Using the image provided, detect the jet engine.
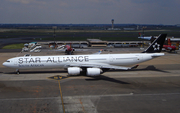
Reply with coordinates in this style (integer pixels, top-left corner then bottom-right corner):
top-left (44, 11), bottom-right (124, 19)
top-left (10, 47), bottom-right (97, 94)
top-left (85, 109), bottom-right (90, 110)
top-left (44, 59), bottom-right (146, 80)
top-left (86, 68), bottom-right (102, 76)
top-left (68, 67), bottom-right (82, 75)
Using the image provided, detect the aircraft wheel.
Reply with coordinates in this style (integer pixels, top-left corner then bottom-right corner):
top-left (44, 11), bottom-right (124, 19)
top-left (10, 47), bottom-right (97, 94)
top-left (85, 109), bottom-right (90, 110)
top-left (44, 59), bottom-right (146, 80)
top-left (16, 69), bottom-right (20, 75)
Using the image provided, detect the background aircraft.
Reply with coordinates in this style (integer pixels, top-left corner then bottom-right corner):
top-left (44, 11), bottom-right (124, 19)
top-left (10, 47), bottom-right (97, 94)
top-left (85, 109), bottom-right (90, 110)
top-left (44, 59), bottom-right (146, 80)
top-left (57, 43), bottom-right (75, 55)
top-left (163, 38), bottom-right (177, 52)
top-left (138, 33), bottom-right (157, 41)
top-left (64, 44), bottom-right (75, 55)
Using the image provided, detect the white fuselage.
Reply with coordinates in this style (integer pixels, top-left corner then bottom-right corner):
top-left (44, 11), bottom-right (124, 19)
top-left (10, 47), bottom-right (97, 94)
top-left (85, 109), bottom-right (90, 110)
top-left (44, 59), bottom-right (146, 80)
top-left (3, 53), bottom-right (164, 69)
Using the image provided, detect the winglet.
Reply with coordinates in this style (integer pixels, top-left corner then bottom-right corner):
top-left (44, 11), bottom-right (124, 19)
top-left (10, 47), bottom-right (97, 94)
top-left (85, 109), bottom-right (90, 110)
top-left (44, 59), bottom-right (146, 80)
top-left (142, 34), bottom-right (167, 53)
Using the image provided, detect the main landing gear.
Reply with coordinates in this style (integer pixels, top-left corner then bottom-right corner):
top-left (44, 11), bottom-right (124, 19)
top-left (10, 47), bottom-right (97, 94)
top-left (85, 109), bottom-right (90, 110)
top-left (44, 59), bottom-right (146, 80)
top-left (16, 69), bottom-right (20, 74)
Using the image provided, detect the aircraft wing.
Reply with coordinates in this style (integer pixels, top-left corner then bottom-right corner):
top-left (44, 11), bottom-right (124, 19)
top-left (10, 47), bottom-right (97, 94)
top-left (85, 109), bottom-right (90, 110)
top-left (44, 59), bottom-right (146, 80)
top-left (65, 63), bottom-right (138, 70)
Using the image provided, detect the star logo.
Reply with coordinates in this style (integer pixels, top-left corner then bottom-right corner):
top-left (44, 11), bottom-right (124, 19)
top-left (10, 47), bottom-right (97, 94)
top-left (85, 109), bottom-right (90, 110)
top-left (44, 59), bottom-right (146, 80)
top-left (153, 42), bottom-right (160, 51)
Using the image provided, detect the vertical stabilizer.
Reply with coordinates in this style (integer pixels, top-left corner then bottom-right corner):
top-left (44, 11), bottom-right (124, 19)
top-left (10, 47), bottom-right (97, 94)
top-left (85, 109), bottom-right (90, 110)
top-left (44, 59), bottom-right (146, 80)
top-left (168, 38), bottom-right (171, 46)
top-left (143, 34), bottom-right (167, 53)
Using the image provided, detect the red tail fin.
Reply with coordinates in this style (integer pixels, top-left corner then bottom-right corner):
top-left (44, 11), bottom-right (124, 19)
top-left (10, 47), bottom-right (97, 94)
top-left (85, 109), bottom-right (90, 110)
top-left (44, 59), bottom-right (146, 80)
top-left (70, 43), bottom-right (72, 49)
top-left (168, 38), bottom-right (171, 46)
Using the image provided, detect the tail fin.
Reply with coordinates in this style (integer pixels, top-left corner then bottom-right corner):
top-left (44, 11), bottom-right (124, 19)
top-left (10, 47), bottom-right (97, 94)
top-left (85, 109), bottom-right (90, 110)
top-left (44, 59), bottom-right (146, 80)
top-left (168, 38), bottom-right (171, 46)
top-left (143, 34), bottom-right (167, 53)
top-left (138, 32), bottom-right (142, 37)
top-left (92, 49), bottom-right (103, 55)
top-left (70, 43), bottom-right (72, 49)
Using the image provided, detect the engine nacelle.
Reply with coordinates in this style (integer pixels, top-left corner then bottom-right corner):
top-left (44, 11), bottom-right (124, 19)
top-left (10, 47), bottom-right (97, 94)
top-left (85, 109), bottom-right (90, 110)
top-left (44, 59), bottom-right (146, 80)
top-left (86, 68), bottom-right (102, 76)
top-left (68, 67), bottom-right (82, 75)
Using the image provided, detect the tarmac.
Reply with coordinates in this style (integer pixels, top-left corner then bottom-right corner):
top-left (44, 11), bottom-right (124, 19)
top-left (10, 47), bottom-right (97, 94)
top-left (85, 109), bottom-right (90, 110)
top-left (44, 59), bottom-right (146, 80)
top-left (0, 48), bottom-right (180, 113)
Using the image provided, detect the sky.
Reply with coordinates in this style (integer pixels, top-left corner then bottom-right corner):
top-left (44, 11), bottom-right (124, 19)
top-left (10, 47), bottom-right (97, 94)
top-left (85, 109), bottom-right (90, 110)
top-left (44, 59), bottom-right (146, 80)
top-left (0, 0), bottom-right (179, 25)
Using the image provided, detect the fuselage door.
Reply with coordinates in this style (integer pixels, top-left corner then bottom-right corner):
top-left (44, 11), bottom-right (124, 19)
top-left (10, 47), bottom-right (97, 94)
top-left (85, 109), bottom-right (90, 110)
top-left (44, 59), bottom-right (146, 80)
top-left (14, 58), bottom-right (18, 66)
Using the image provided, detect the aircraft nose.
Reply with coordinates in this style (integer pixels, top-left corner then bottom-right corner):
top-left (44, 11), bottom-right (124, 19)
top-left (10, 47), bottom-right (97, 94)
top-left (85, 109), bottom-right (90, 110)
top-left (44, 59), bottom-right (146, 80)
top-left (3, 62), bottom-right (7, 67)
top-left (3, 62), bottom-right (10, 67)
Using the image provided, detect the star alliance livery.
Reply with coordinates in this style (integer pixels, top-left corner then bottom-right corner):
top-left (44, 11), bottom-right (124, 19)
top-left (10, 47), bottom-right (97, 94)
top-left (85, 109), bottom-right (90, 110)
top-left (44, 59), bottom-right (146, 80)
top-left (3, 34), bottom-right (167, 76)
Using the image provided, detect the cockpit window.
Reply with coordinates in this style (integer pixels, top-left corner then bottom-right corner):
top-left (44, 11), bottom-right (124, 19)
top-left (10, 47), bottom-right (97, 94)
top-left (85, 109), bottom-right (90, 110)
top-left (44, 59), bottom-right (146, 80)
top-left (6, 60), bottom-right (10, 62)
top-left (24, 54), bottom-right (31, 57)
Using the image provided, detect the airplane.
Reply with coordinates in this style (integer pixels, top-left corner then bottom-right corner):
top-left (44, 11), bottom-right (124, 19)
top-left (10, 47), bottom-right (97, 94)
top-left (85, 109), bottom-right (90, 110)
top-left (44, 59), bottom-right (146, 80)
top-left (57, 43), bottom-right (75, 55)
top-left (170, 37), bottom-right (180, 42)
top-left (138, 33), bottom-right (156, 41)
top-left (163, 38), bottom-right (177, 52)
top-left (138, 33), bottom-right (180, 42)
top-left (3, 34), bottom-right (167, 76)
top-left (64, 44), bottom-right (75, 55)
